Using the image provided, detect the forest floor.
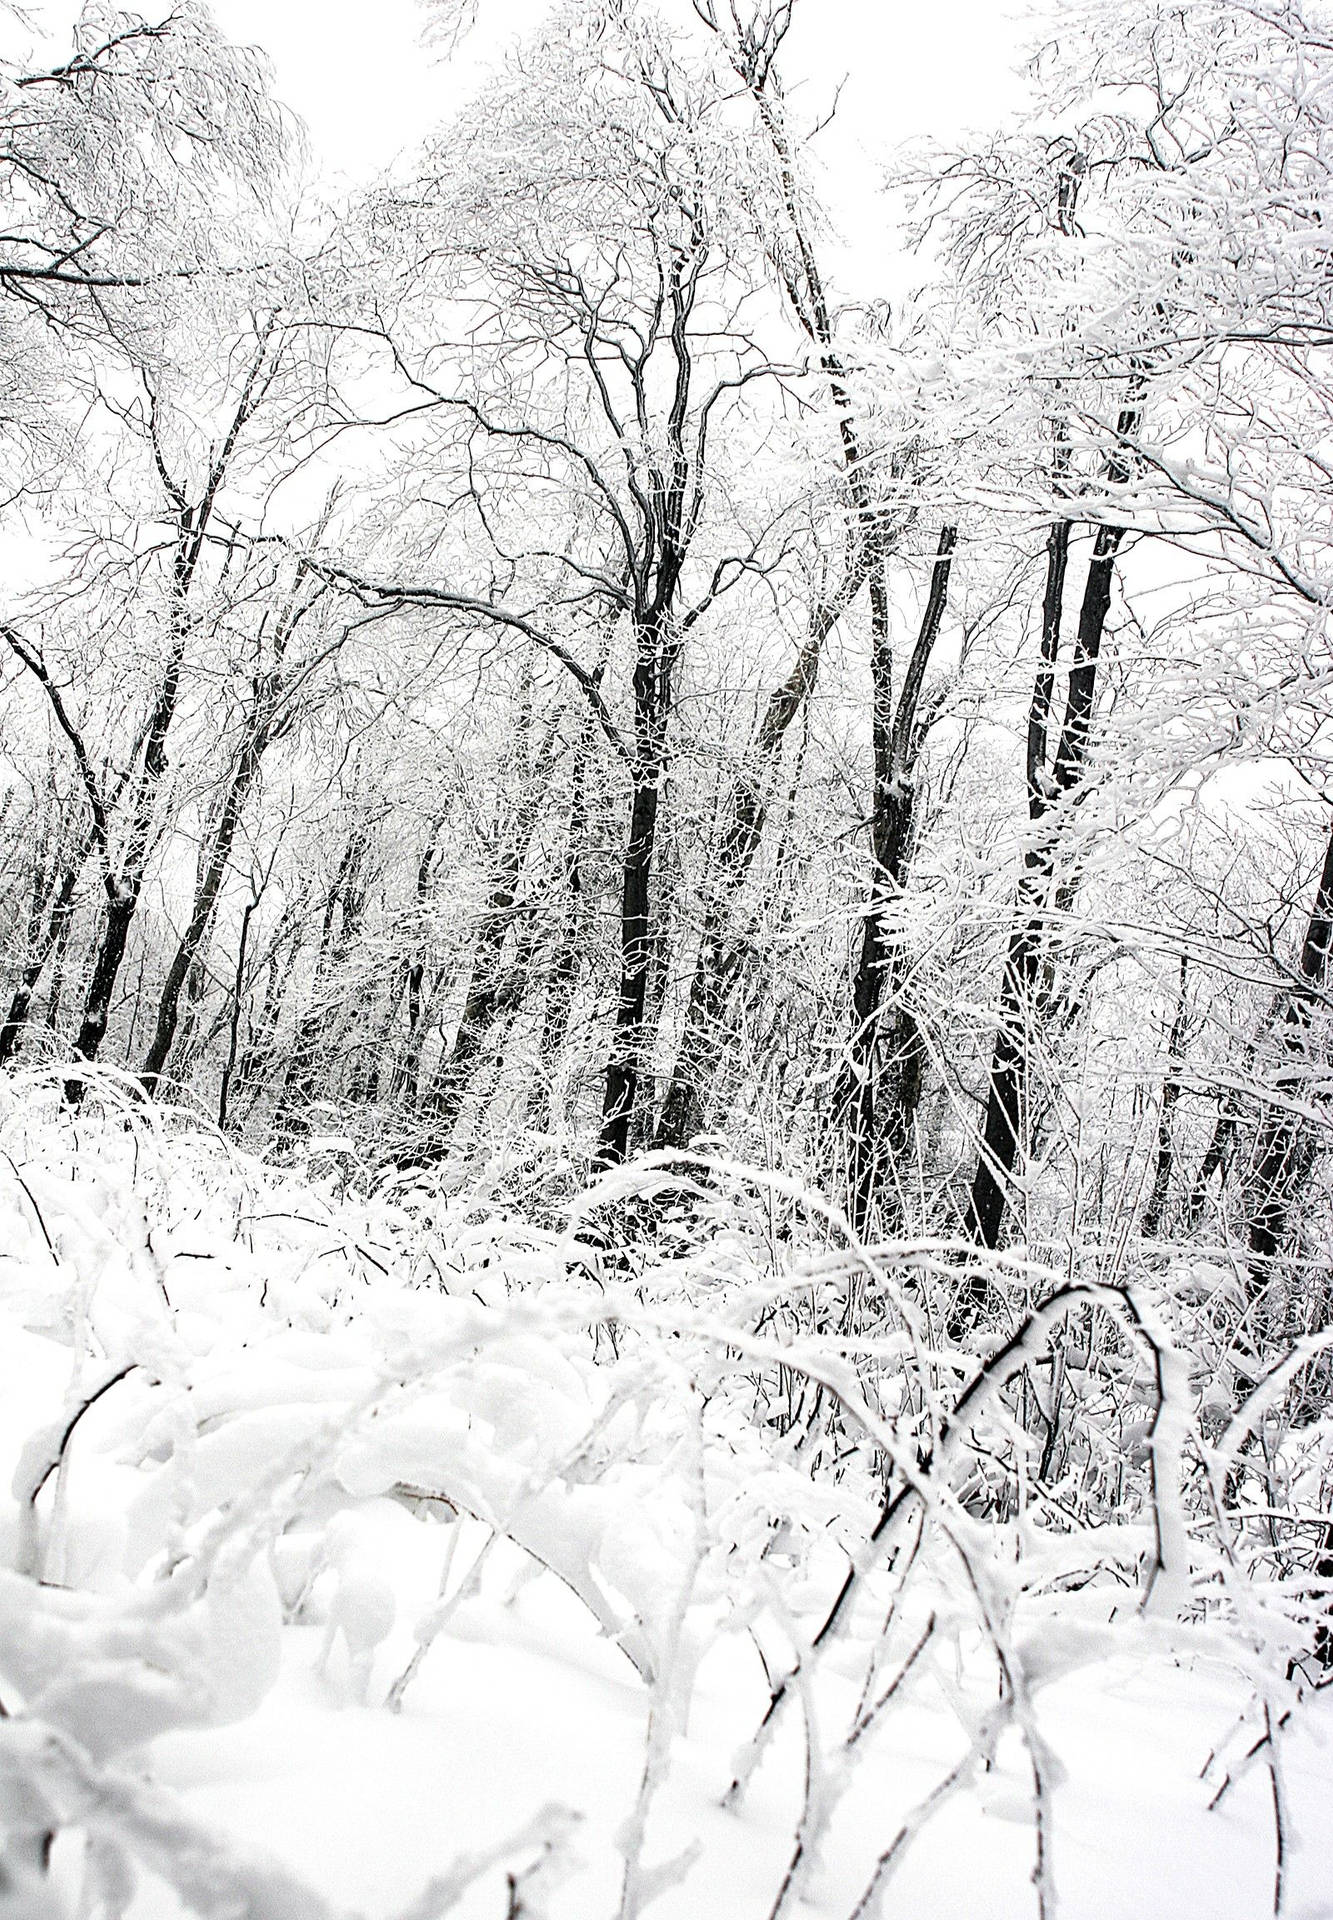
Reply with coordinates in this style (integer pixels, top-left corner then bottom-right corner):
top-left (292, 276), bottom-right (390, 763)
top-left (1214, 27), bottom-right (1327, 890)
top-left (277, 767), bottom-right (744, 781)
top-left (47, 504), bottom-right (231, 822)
top-left (1, 1089), bottom-right (1331, 1920)
top-left (142, 1563), bottom-right (1333, 1920)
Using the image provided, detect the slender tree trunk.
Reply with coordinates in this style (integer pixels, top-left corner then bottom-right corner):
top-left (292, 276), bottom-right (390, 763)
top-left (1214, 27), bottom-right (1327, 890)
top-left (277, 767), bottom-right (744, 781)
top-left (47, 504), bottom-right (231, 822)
top-left (598, 621), bottom-right (667, 1167)
top-left (139, 730), bottom-right (264, 1089)
top-left (217, 879), bottom-right (264, 1132)
top-left (278, 836), bottom-right (366, 1133)
top-left (842, 528), bottom-right (957, 1235)
top-left (533, 732), bottom-right (592, 1129)
top-left (1141, 954), bottom-right (1189, 1239)
top-left (435, 923), bottom-right (547, 1144)
top-left (964, 516), bottom-right (1126, 1261)
top-left (171, 956), bottom-right (209, 1076)
top-left (70, 615), bottom-right (188, 1082)
top-left (69, 333), bottom-right (276, 1091)
top-left (598, 765), bottom-right (661, 1165)
top-left (1244, 816), bottom-right (1333, 1267)
top-left (44, 903), bottom-right (76, 1036)
top-left (72, 887), bottom-right (138, 1075)
top-left (396, 829), bottom-right (442, 1107)
top-left (641, 803), bottom-right (680, 1105)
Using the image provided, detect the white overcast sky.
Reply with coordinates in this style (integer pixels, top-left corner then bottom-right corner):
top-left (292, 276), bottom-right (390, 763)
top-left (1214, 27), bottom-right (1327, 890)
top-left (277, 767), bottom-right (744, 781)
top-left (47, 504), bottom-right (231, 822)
top-left (204, 1), bottom-right (1031, 169)
top-left (18, 0), bottom-right (1035, 296)
top-left (223, 0), bottom-right (1031, 294)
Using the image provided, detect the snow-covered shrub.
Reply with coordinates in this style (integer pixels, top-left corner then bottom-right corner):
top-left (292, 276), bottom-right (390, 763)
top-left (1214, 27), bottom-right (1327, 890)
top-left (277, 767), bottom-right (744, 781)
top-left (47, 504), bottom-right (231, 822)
top-left (0, 1074), bottom-right (1327, 1917)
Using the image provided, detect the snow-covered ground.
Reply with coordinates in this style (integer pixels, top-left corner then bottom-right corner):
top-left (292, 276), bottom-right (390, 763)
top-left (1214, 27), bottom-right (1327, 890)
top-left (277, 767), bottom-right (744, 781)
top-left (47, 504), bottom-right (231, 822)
top-left (1, 1078), bottom-right (1330, 1920)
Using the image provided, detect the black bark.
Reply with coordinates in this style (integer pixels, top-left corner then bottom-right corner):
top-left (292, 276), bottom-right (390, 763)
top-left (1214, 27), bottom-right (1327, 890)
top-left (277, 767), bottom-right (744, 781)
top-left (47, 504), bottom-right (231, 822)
top-left (598, 659), bottom-right (665, 1164)
top-left (1244, 817), bottom-right (1333, 1267)
top-left (964, 514), bottom-right (1127, 1262)
top-left (139, 726), bottom-right (266, 1089)
top-left (842, 528), bottom-right (957, 1235)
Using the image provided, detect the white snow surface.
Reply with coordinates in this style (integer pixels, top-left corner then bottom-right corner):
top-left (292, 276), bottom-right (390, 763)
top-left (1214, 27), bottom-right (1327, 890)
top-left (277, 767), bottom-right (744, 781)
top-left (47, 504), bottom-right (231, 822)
top-left (0, 1080), bottom-right (1329, 1920)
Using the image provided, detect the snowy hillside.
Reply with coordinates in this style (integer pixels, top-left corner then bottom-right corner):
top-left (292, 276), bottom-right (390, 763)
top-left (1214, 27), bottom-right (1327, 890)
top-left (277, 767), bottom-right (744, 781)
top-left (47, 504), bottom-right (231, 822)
top-left (0, 1073), bottom-right (1329, 1920)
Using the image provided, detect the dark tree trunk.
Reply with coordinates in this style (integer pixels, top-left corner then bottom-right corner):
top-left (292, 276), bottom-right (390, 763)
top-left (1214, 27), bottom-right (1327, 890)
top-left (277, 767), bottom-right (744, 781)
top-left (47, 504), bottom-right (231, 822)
top-left (842, 527), bottom-right (957, 1236)
top-left (139, 730), bottom-right (264, 1089)
top-left (69, 332), bottom-right (276, 1096)
top-left (69, 609), bottom-right (188, 1088)
top-left (1244, 816), bottom-right (1333, 1267)
top-left (533, 734), bottom-right (591, 1130)
top-left (962, 392), bottom-right (1140, 1269)
top-left (964, 518), bottom-right (1125, 1264)
top-left (71, 886), bottom-right (139, 1076)
top-left (598, 754), bottom-right (662, 1166)
top-left (217, 878), bottom-right (264, 1131)
top-left (598, 619), bottom-right (669, 1167)
top-left (396, 829), bottom-right (443, 1108)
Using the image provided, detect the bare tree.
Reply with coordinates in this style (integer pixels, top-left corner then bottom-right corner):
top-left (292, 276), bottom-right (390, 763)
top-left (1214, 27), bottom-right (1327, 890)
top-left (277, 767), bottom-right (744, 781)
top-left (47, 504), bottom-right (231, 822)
top-left (307, 1), bottom-right (793, 1164)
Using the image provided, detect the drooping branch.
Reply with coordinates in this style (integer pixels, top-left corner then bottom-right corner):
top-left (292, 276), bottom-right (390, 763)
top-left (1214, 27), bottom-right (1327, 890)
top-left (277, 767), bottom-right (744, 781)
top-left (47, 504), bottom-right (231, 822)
top-left (291, 556), bottom-right (634, 772)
